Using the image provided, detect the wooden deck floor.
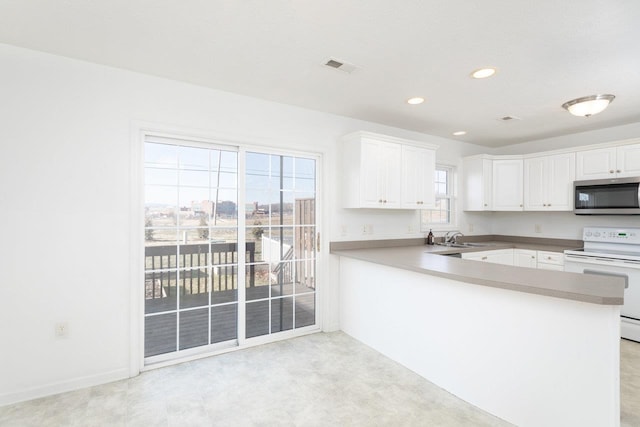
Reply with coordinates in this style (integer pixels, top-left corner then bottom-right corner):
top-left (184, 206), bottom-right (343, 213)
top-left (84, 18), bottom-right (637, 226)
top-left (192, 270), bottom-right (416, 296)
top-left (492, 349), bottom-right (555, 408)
top-left (144, 285), bottom-right (315, 358)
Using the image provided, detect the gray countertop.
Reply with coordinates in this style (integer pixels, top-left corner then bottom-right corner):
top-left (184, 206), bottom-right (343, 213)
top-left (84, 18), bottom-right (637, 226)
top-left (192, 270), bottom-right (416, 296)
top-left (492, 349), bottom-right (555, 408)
top-left (331, 242), bottom-right (625, 305)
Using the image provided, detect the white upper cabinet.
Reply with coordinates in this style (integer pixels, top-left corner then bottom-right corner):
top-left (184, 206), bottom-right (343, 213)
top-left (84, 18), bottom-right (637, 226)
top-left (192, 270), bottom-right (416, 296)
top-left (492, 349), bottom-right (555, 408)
top-left (492, 159), bottom-right (523, 211)
top-left (576, 143), bottom-right (640, 180)
top-left (524, 153), bottom-right (575, 211)
top-left (401, 145), bottom-right (435, 209)
top-left (575, 147), bottom-right (616, 180)
top-left (342, 131), bottom-right (438, 209)
top-left (616, 143), bottom-right (640, 178)
top-left (352, 137), bottom-right (402, 208)
top-left (463, 155), bottom-right (492, 211)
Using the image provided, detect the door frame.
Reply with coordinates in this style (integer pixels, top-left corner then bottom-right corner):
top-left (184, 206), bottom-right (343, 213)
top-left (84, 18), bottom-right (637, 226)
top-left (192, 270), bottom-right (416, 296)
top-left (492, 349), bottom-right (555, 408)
top-left (129, 122), bottom-right (323, 375)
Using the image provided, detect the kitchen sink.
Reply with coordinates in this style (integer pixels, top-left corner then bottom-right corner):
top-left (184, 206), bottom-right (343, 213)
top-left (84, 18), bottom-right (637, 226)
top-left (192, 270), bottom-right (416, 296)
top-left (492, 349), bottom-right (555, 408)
top-left (435, 242), bottom-right (489, 248)
top-left (435, 243), bottom-right (467, 248)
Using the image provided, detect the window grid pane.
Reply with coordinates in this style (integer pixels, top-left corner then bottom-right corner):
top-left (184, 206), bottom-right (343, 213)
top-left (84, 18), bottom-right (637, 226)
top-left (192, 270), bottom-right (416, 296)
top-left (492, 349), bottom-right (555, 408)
top-left (422, 166), bottom-right (454, 227)
top-left (144, 142), bottom-right (240, 358)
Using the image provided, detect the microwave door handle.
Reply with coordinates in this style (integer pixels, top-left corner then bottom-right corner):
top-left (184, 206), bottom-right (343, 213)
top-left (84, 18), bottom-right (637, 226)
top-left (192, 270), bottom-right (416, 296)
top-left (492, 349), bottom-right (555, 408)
top-left (584, 269), bottom-right (629, 288)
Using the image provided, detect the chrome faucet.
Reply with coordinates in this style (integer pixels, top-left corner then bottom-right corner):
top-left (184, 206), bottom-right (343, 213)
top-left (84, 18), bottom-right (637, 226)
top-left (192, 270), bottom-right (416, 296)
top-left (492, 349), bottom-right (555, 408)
top-left (444, 231), bottom-right (464, 244)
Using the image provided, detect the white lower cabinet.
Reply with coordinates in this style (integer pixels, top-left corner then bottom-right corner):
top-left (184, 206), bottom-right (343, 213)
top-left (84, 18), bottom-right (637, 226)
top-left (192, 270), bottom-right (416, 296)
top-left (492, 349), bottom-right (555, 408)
top-left (463, 248), bottom-right (563, 271)
top-left (514, 249), bottom-right (537, 268)
top-left (462, 249), bottom-right (514, 265)
top-left (537, 251), bottom-right (565, 271)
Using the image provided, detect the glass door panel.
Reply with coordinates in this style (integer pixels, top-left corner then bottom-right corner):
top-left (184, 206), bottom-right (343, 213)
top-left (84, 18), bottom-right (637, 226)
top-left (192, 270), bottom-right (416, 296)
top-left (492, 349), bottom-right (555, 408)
top-left (244, 151), bottom-right (316, 339)
top-left (144, 142), bottom-right (238, 360)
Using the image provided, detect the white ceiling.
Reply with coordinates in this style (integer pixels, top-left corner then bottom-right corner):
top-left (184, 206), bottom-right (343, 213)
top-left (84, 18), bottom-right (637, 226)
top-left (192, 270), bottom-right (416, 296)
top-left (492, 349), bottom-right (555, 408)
top-left (1, 0), bottom-right (640, 147)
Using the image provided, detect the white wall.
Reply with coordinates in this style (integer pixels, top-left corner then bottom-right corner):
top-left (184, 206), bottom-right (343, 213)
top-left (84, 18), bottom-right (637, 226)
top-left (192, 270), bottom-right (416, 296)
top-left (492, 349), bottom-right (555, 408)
top-left (488, 211), bottom-right (640, 240)
top-left (0, 43), bottom-right (482, 405)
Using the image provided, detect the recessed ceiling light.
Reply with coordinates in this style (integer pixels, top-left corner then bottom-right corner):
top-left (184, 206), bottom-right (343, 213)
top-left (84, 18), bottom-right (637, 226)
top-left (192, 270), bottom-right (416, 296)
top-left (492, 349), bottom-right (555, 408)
top-left (452, 131), bottom-right (467, 136)
top-left (407, 97), bottom-right (425, 105)
top-left (471, 67), bottom-right (497, 79)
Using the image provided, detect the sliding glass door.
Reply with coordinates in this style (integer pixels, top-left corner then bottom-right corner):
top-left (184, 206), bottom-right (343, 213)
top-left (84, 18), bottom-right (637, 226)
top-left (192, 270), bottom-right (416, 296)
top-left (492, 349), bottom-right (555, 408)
top-left (142, 137), bottom-right (318, 362)
top-left (244, 152), bottom-right (317, 338)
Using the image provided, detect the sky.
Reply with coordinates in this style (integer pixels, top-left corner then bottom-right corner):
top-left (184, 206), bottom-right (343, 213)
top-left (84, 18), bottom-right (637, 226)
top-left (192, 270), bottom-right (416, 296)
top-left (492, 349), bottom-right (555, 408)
top-left (144, 142), bottom-right (316, 209)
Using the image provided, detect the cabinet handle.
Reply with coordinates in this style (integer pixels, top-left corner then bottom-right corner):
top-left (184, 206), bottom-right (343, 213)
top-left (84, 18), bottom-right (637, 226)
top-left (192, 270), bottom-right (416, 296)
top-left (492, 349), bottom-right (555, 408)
top-left (617, 170), bottom-right (621, 173)
top-left (531, 256), bottom-right (535, 259)
top-left (547, 256), bottom-right (552, 260)
top-left (543, 204), bottom-right (546, 207)
top-left (484, 203), bottom-right (488, 207)
top-left (519, 204), bottom-right (523, 207)
top-left (379, 199), bottom-right (383, 203)
top-left (383, 200), bottom-right (387, 203)
top-left (482, 256), bottom-right (488, 260)
top-left (610, 170), bottom-right (614, 173)
top-left (548, 203), bottom-right (551, 206)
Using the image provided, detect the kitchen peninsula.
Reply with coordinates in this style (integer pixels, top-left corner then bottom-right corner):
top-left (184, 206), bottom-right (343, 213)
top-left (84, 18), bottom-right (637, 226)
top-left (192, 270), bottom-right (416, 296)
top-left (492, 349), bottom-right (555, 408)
top-left (332, 238), bottom-right (625, 427)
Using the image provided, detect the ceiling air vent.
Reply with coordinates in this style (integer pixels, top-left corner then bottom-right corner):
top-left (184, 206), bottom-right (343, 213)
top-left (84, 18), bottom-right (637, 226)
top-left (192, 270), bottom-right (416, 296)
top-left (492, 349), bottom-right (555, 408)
top-left (324, 58), bottom-right (357, 74)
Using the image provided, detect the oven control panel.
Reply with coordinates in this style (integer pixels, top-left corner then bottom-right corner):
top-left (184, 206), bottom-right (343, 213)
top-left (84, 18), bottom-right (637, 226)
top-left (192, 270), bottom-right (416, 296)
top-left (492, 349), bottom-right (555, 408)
top-left (583, 227), bottom-right (640, 244)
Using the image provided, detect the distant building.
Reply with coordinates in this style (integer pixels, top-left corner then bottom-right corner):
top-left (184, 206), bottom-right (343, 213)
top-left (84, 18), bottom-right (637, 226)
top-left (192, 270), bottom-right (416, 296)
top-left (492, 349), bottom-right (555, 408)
top-left (201, 200), bottom-right (214, 215)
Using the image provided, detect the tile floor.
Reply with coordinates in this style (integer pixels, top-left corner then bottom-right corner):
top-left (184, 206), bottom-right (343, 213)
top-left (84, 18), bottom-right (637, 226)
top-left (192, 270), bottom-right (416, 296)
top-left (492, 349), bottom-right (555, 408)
top-left (1, 332), bottom-right (638, 426)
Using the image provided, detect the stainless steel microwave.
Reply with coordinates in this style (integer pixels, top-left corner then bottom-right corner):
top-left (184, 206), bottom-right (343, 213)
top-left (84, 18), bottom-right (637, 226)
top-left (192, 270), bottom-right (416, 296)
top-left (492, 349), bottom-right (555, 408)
top-left (574, 177), bottom-right (640, 214)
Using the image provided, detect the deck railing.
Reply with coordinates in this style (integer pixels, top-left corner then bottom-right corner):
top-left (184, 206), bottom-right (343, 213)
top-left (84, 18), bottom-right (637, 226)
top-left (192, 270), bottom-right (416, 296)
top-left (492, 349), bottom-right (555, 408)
top-left (145, 242), bottom-right (255, 300)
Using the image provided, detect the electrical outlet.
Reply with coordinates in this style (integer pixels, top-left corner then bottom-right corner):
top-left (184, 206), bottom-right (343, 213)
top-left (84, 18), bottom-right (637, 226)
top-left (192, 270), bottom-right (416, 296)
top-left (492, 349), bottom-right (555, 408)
top-left (362, 225), bottom-right (368, 235)
top-left (535, 224), bottom-right (542, 233)
top-left (55, 322), bottom-right (69, 338)
top-left (468, 223), bottom-right (474, 232)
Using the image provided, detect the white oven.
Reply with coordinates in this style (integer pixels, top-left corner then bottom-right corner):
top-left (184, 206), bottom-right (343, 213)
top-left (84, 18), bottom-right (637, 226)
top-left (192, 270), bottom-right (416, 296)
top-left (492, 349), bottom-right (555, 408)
top-left (564, 227), bottom-right (640, 342)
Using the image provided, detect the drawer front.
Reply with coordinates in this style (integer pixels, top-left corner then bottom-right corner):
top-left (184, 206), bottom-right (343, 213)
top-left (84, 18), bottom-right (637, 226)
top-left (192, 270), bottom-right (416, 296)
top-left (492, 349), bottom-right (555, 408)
top-left (537, 251), bottom-right (564, 266)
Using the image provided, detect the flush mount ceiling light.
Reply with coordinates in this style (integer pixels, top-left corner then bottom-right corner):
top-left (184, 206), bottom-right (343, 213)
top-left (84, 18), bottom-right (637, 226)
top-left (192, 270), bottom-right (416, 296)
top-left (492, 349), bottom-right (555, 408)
top-left (407, 97), bottom-right (425, 105)
top-left (452, 131), bottom-right (467, 136)
top-left (471, 67), bottom-right (497, 79)
top-left (562, 94), bottom-right (615, 117)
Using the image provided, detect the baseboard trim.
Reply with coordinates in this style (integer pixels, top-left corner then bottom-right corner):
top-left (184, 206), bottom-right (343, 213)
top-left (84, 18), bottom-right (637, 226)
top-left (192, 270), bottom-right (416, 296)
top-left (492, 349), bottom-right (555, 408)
top-left (0, 368), bottom-right (129, 407)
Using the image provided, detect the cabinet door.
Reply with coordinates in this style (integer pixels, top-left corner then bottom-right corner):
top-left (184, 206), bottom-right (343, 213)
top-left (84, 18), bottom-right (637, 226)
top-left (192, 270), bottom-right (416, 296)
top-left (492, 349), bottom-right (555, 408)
top-left (514, 249), bottom-right (537, 268)
top-left (547, 152), bottom-right (576, 211)
top-left (360, 140), bottom-right (384, 207)
top-left (463, 157), bottom-right (492, 211)
top-left (524, 157), bottom-right (546, 210)
top-left (402, 146), bottom-right (435, 209)
top-left (493, 159), bottom-right (523, 210)
top-left (462, 249), bottom-right (513, 265)
top-left (461, 251), bottom-right (489, 261)
top-left (616, 143), bottom-right (640, 178)
top-left (486, 250), bottom-right (514, 265)
top-left (576, 148), bottom-right (616, 180)
top-left (380, 142), bottom-right (402, 208)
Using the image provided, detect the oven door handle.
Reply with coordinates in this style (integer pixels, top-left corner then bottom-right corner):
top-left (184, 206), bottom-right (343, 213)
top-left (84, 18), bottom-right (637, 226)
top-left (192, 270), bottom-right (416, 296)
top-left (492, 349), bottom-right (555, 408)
top-left (584, 269), bottom-right (629, 288)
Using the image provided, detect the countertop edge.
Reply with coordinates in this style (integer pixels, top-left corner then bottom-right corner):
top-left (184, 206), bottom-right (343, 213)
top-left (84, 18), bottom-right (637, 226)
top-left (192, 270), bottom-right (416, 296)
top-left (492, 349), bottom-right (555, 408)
top-left (332, 248), bottom-right (625, 306)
